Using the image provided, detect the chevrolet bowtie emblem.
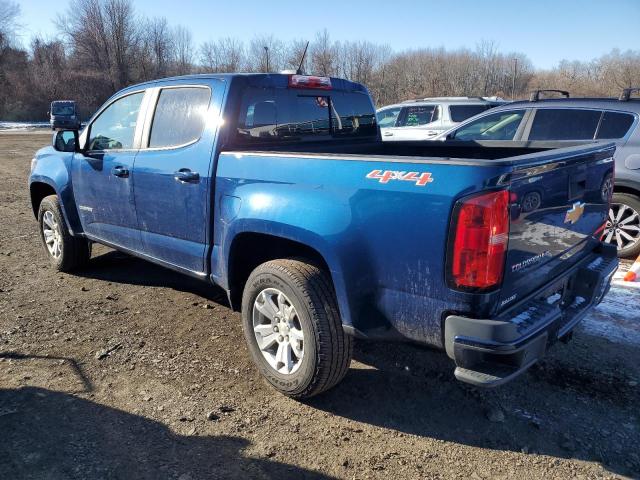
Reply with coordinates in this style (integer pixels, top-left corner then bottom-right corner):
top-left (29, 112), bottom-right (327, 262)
top-left (565, 201), bottom-right (585, 224)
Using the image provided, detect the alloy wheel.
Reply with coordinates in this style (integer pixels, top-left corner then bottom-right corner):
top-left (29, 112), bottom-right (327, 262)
top-left (252, 288), bottom-right (304, 375)
top-left (42, 210), bottom-right (62, 259)
top-left (604, 203), bottom-right (640, 251)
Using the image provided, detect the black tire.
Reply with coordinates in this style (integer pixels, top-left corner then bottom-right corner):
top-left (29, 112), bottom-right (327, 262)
top-left (37, 194), bottom-right (91, 272)
top-left (241, 259), bottom-right (352, 399)
top-left (607, 193), bottom-right (640, 259)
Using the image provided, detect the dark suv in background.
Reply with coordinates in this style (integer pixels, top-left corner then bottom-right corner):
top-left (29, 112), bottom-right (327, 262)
top-left (437, 88), bottom-right (640, 258)
top-left (49, 100), bottom-right (81, 130)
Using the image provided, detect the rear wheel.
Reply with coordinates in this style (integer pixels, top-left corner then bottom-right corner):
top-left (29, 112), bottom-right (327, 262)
top-left (604, 193), bottom-right (640, 258)
top-left (38, 195), bottom-right (91, 271)
top-left (241, 259), bottom-right (352, 399)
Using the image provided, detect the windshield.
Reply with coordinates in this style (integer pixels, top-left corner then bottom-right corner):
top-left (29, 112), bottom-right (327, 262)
top-left (52, 104), bottom-right (75, 116)
top-left (377, 107), bottom-right (401, 128)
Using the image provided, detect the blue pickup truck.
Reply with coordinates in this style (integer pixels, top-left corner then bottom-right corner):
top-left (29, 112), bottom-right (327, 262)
top-left (29, 73), bottom-right (618, 398)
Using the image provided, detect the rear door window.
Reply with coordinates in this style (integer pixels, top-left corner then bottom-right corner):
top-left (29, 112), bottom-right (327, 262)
top-left (397, 105), bottom-right (437, 127)
top-left (596, 111), bottom-right (635, 139)
top-left (449, 104), bottom-right (493, 122)
top-left (528, 109), bottom-right (601, 140)
top-left (452, 110), bottom-right (526, 141)
top-left (148, 87), bottom-right (211, 148)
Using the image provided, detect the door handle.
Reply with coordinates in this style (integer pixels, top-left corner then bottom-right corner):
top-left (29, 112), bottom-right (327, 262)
top-left (383, 132), bottom-right (393, 137)
top-left (111, 166), bottom-right (129, 178)
top-left (174, 168), bottom-right (200, 183)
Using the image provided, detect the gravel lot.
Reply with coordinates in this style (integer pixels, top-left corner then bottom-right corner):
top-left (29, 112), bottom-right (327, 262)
top-left (1, 133), bottom-right (639, 480)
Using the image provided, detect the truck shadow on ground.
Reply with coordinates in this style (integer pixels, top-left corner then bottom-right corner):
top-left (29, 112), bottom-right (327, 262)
top-left (78, 248), bottom-right (229, 305)
top-left (0, 386), bottom-right (333, 480)
top-left (308, 339), bottom-right (640, 478)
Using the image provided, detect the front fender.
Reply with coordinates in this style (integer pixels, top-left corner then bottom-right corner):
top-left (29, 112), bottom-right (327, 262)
top-left (29, 147), bottom-right (82, 235)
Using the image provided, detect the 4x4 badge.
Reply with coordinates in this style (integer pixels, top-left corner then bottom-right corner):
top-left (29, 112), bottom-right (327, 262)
top-left (366, 169), bottom-right (434, 187)
top-left (565, 201), bottom-right (585, 224)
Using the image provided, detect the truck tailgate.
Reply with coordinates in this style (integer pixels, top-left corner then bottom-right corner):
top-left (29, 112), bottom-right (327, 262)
top-left (498, 144), bottom-right (616, 310)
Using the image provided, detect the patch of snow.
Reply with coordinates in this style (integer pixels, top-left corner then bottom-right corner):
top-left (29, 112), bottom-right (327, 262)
top-left (580, 285), bottom-right (640, 345)
top-left (0, 121), bottom-right (49, 131)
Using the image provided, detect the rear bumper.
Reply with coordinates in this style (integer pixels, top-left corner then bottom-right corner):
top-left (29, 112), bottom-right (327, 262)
top-left (443, 243), bottom-right (618, 387)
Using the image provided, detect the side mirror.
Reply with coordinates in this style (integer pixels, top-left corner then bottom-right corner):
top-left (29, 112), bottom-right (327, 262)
top-left (53, 130), bottom-right (79, 153)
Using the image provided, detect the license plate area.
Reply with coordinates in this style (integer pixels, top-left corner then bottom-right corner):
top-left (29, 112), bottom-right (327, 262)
top-left (536, 277), bottom-right (574, 310)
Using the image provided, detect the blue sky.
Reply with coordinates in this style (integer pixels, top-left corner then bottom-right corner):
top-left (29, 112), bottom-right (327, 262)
top-left (18, 0), bottom-right (640, 69)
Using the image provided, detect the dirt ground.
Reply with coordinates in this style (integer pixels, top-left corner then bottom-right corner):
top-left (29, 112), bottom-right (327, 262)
top-left (1, 133), bottom-right (639, 480)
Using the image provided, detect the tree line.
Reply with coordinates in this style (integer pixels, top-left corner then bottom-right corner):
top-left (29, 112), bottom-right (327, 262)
top-left (1, 0), bottom-right (639, 121)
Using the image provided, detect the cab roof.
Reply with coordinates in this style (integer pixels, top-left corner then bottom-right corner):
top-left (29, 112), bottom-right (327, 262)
top-left (117, 73), bottom-right (369, 96)
top-left (493, 97), bottom-right (640, 114)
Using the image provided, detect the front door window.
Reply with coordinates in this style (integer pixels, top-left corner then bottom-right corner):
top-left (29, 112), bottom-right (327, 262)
top-left (87, 92), bottom-right (144, 150)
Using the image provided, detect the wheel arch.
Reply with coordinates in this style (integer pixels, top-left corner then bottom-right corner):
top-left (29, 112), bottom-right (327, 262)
top-left (613, 183), bottom-right (640, 198)
top-left (222, 229), bottom-right (355, 329)
top-left (29, 178), bottom-right (83, 235)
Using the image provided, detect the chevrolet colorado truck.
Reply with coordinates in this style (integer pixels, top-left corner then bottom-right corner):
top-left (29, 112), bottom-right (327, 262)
top-left (29, 73), bottom-right (618, 398)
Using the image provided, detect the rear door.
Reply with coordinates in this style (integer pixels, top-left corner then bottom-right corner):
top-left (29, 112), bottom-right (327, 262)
top-left (524, 108), bottom-right (602, 143)
top-left (132, 79), bottom-right (225, 273)
top-left (498, 144), bottom-right (616, 309)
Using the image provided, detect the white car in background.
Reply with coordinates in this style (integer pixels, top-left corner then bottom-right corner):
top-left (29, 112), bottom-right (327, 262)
top-left (377, 96), bottom-right (506, 141)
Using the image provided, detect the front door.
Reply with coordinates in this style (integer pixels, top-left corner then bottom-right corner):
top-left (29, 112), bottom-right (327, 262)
top-left (133, 81), bottom-right (224, 273)
top-left (72, 90), bottom-right (148, 251)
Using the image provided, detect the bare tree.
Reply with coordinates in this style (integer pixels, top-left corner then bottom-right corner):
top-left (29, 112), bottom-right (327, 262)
top-left (172, 25), bottom-right (194, 75)
top-left (200, 37), bottom-right (245, 73)
top-left (0, 0), bottom-right (19, 47)
top-left (137, 17), bottom-right (172, 79)
top-left (284, 39), bottom-right (309, 73)
top-left (3, 8), bottom-right (640, 121)
top-left (57, 0), bottom-right (138, 90)
top-left (247, 34), bottom-right (284, 72)
top-left (310, 29), bottom-right (335, 76)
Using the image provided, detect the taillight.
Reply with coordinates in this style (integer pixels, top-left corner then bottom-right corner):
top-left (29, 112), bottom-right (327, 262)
top-left (288, 75), bottom-right (332, 90)
top-left (449, 190), bottom-right (510, 290)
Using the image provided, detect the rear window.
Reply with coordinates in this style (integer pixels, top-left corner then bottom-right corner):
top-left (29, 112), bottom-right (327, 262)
top-left (596, 111), bottom-right (635, 139)
top-left (397, 106), bottom-right (437, 127)
top-left (529, 109), bottom-right (601, 140)
top-left (149, 87), bottom-right (211, 148)
top-left (449, 104), bottom-right (493, 122)
top-left (235, 87), bottom-right (376, 145)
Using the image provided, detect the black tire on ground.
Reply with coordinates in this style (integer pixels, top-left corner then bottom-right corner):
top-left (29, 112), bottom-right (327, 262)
top-left (609, 193), bottom-right (640, 259)
top-left (241, 258), bottom-right (353, 399)
top-left (37, 194), bottom-right (91, 272)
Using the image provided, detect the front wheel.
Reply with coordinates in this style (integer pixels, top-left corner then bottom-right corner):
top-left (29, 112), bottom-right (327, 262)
top-left (241, 259), bottom-right (352, 399)
top-left (38, 194), bottom-right (91, 271)
top-left (604, 193), bottom-right (640, 258)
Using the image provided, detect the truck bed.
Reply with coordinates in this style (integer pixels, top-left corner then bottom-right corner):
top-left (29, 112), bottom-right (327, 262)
top-left (225, 139), bottom-right (589, 162)
top-left (214, 141), bottom-right (615, 347)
